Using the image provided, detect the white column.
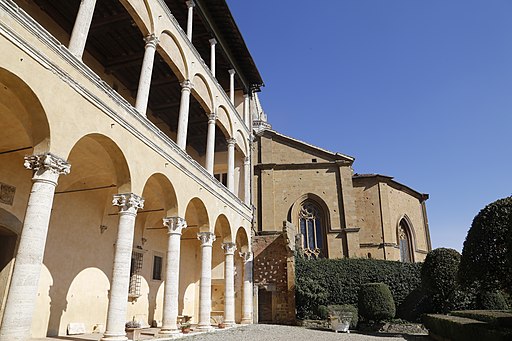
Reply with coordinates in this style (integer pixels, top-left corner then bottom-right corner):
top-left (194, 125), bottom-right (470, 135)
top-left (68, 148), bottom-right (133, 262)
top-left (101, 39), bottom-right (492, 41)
top-left (160, 217), bottom-right (187, 334)
top-left (0, 154), bottom-right (70, 341)
top-left (226, 138), bottom-right (236, 193)
top-left (135, 34), bottom-right (159, 116)
top-left (240, 251), bottom-right (253, 324)
top-left (244, 157), bottom-right (251, 205)
top-left (243, 94), bottom-right (250, 125)
top-left (186, 0), bottom-right (195, 41)
top-left (68, 0), bottom-right (97, 58)
top-left (222, 242), bottom-right (236, 327)
top-left (209, 38), bottom-right (217, 77)
top-left (176, 80), bottom-right (193, 150)
top-left (205, 113), bottom-right (217, 175)
top-left (197, 232), bottom-right (215, 330)
top-left (228, 69), bottom-right (235, 105)
top-left (102, 194), bottom-right (144, 341)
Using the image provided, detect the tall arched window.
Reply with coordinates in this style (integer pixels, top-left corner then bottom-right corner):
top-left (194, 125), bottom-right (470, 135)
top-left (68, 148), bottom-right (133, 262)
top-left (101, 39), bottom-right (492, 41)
top-left (298, 201), bottom-right (326, 258)
top-left (398, 219), bottom-right (413, 263)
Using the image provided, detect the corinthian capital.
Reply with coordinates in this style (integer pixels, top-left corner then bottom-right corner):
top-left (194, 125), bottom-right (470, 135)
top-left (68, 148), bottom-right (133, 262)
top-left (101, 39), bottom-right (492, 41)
top-left (24, 153), bottom-right (71, 175)
top-left (112, 193), bottom-right (144, 213)
top-left (222, 242), bottom-right (237, 255)
top-left (163, 216), bottom-right (187, 235)
top-left (144, 33), bottom-right (159, 48)
top-left (239, 251), bottom-right (253, 263)
top-left (197, 232), bottom-right (216, 246)
top-left (226, 138), bottom-right (236, 146)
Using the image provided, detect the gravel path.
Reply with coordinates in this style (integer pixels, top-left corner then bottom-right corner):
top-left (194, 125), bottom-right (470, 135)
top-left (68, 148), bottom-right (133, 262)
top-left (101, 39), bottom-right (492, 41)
top-left (184, 324), bottom-right (432, 341)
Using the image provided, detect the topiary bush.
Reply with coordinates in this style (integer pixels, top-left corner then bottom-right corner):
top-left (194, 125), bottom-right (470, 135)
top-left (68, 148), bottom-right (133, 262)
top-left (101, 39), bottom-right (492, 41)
top-left (459, 196), bottom-right (512, 291)
top-left (421, 248), bottom-right (466, 313)
top-left (397, 287), bottom-right (432, 322)
top-left (477, 290), bottom-right (509, 310)
top-left (295, 257), bottom-right (421, 320)
top-left (328, 304), bottom-right (358, 329)
top-left (358, 283), bottom-right (396, 321)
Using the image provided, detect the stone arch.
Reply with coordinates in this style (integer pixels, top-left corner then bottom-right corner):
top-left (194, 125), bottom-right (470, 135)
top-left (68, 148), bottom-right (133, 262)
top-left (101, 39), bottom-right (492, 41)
top-left (184, 197), bottom-right (210, 231)
top-left (120, 0), bottom-right (153, 36)
top-left (158, 30), bottom-right (188, 81)
top-left (213, 214), bottom-right (232, 243)
top-left (397, 215), bottom-right (416, 262)
top-left (235, 129), bottom-right (248, 157)
top-left (141, 172), bottom-right (179, 216)
top-left (235, 226), bottom-right (249, 253)
top-left (59, 133), bottom-right (132, 193)
top-left (0, 208), bottom-right (22, 236)
top-left (216, 105), bottom-right (233, 138)
top-left (191, 73), bottom-right (213, 113)
top-left (0, 67), bottom-right (50, 154)
top-left (289, 193), bottom-right (331, 230)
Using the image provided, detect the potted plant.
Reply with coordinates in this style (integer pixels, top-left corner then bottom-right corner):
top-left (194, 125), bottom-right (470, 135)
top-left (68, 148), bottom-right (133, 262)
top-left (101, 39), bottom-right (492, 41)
top-left (181, 322), bottom-right (191, 334)
top-left (125, 320), bottom-right (142, 339)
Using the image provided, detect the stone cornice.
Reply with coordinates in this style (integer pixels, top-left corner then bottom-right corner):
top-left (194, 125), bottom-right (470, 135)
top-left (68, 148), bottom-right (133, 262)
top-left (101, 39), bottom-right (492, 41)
top-left (256, 162), bottom-right (349, 171)
top-left (0, 1), bottom-right (251, 221)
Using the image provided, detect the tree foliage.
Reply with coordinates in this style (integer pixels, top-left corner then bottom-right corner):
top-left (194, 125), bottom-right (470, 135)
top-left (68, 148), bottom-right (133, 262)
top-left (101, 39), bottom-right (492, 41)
top-left (358, 283), bottom-right (396, 321)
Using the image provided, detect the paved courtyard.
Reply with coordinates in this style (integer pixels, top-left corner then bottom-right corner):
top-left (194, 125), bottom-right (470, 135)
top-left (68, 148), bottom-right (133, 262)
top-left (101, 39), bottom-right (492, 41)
top-left (32, 324), bottom-right (432, 341)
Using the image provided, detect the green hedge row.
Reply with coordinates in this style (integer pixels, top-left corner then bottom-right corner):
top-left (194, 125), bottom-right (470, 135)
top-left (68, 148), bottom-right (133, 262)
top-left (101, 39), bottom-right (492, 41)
top-left (295, 257), bottom-right (421, 319)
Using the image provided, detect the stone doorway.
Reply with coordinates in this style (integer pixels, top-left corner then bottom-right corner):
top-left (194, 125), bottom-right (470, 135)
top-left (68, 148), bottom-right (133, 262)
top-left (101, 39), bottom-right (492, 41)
top-left (258, 287), bottom-right (273, 323)
top-left (0, 225), bottom-right (18, 321)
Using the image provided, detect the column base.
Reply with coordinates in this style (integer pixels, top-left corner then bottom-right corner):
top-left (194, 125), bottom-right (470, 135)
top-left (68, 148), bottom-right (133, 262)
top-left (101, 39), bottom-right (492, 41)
top-left (240, 318), bottom-right (253, 325)
top-left (159, 328), bottom-right (180, 335)
top-left (224, 321), bottom-right (236, 328)
top-left (197, 324), bottom-right (215, 332)
top-left (100, 334), bottom-right (128, 341)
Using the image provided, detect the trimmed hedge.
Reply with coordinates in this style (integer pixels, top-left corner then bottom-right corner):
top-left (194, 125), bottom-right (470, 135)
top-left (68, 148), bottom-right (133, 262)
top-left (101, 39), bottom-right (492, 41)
top-left (358, 283), bottom-right (396, 321)
top-left (450, 310), bottom-right (512, 328)
top-left (295, 257), bottom-right (421, 319)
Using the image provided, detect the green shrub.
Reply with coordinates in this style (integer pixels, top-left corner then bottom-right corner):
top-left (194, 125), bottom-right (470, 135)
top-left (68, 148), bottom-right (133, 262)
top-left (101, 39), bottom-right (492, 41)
top-left (295, 257), bottom-right (421, 320)
top-left (328, 304), bottom-right (358, 329)
top-left (478, 291), bottom-right (509, 310)
top-left (358, 283), bottom-right (396, 321)
top-left (424, 314), bottom-right (512, 341)
top-left (459, 196), bottom-right (512, 291)
top-left (421, 248), bottom-right (463, 313)
top-left (316, 305), bottom-right (329, 320)
top-left (396, 287), bottom-right (432, 322)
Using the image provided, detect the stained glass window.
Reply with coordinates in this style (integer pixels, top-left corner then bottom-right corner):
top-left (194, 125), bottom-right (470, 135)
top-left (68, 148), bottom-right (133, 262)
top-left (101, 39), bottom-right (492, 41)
top-left (298, 201), bottom-right (325, 258)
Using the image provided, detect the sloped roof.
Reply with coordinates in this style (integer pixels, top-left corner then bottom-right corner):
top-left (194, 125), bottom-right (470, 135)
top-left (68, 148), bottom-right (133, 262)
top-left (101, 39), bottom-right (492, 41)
top-left (353, 173), bottom-right (429, 201)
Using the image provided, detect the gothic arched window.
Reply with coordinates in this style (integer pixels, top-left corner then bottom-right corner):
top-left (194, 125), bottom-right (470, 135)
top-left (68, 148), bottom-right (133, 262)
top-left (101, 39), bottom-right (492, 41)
top-left (298, 201), bottom-right (326, 258)
top-left (398, 219), bottom-right (413, 263)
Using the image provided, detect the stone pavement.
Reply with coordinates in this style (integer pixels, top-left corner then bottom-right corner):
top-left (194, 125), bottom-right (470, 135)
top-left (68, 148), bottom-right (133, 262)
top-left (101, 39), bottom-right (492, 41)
top-left (31, 324), bottom-right (432, 341)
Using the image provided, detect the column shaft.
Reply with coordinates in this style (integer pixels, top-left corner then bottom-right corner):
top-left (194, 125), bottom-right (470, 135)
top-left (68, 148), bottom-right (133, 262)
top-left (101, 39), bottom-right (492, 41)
top-left (244, 157), bottom-right (251, 205)
top-left (186, 1), bottom-right (195, 41)
top-left (205, 114), bottom-right (217, 174)
top-left (209, 38), bottom-right (217, 77)
top-left (243, 94), bottom-right (250, 125)
top-left (176, 80), bottom-right (193, 150)
top-left (228, 69), bottom-right (235, 105)
top-left (240, 252), bottom-right (253, 324)
top-left (102, 194), bottom-right (144, 341)
top-left (135, 35), bottom-right (158, 116)
top-left (197, 232), bottom-right (215, 330)
top-left (68, 0), bottom-right (97, 58)
top-left (226, 139), bottom-right (235, 193)
top-left (160, 217), bottom-right (187, 334)
top-left (222, 243), bottom-right (236, 326)
top-left (0, 154), bottom-right (70, 341)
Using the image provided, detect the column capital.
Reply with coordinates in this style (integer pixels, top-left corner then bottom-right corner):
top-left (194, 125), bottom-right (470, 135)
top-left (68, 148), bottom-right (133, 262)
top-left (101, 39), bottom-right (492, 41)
top-left (244, 93), bottom-right (250, 99)
top-left (208, 113), bottom-right (217, 123)
top-left (226, 138), bottom-right (236, 146)
top-left (239, 251), bottom-right (253, 263)
top-left (181, 79), bottom-right (194, 91)
top-left (222, 242), bottom-right (237, 255)
top-left (228, 68), bottom-right (236, 76)
top-left (209, 38), bottom-right (217, 46)
top-left (197, 232), bottom-right (216, 246)
top-left (24, 153), bottom-right (71, 176)
top-left (186, 0), bottom-right (195, 8)
top-left (244, 156), bottom-right (250, 165)
top-left (163, 216), bottom-right (187, 235)
top-left (112, 193), bottom-right (144, 213)
top-left (144, 33), bottom-right (159, 48)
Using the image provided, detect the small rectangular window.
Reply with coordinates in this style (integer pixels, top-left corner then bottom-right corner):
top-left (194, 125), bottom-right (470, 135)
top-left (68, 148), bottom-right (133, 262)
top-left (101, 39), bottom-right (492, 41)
top-left (152, 255), bottom-right (163, 281)
top-left (129, 251), bottom-right (143, 298)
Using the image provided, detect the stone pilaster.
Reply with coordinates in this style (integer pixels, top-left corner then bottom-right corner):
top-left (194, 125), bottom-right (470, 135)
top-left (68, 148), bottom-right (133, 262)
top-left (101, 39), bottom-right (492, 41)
top-left (197, 232), bottom-right (215, 330)
top-left (135, 34), bottom-right (159, 116)
top-left (160, 217), bottom-right (187, 334)
top-left (240, 251), bottom-right (253, 324)
top-left (102, 193), bottom-right (144, 341)
top-left (205, 113), bottom-right (217, 174)
top-left (0, 153), bottom-right (70, 341)
top-left (226, 138), bottom-right (236, 193)
top-left (68, 0), bottom-right (97, 58)
top-left (222, 242), bottom-right (237, 326)
top-left (177, 80), bottom-right (194, 150)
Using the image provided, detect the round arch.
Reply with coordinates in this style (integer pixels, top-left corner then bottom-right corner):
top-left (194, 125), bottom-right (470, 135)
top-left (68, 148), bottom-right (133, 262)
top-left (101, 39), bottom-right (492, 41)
top-left (216, 105), bottom-right (233, 138)
top-left (119, 0), bottom-right (154, 36)
top-left (184, 197), bottom-right (210, 232)
top-left (213, 214), bottom-right (232, 243)
top-left (191, 73), bottom-right (213, 113)
top-left (235, 129), bottom-right (248, 157)
top-left (235, 226), bottom-right (249, 253)
top-left (158, 30), bottom-right (188, 81)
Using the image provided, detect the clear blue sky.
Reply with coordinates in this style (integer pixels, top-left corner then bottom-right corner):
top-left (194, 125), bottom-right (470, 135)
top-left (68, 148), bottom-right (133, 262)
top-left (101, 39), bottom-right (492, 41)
top-left (227, 0), bottom-right (512, 252)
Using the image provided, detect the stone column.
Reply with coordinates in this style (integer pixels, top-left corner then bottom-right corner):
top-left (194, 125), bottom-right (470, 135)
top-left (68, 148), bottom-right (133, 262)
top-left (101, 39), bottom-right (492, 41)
top-left (197, 232), bottom-right (215, 330)
top-left (222, 242), bottom-right (236, 326)
top-left (205, 113), bottom-right (217, 175)
top-left (240, 251), bottom-right (253, 324)
top-left (135, 34), bottom-right (159, 116)
top-left (228, 69), bottom-right (235, 105)
top-left (160, 217), bottom-right (187, 334)
top-left (102, 193), bottom-right (144, 341)
top-left (68, 0), bottom-right (97, 58)
top-left (0, 154), bottom-right (70, 341)
top-left (176, 80), bottom-right (193, 150)
top-left (243, 157), bottom-right (251, 205)
top-left (186, 0), bottom-right (195, 41)
top-left (209, 38), bottom-right (217, 77)
top-left (243, 94), bottom-right (250, 125)
top-left (226, 138), bottom-right (236, 193)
